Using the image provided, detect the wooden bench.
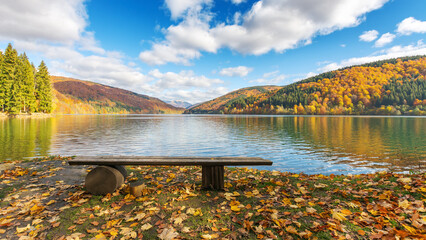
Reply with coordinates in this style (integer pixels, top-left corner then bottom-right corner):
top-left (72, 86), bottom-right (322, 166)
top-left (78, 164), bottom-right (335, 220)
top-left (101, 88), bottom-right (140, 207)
top-left (68, 156), bottom-right (273, 194)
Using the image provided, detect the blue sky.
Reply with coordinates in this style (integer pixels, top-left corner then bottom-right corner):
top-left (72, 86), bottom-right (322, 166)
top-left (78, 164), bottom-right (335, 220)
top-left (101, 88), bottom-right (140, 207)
top-left (0, 0), bottom-right (425, 104)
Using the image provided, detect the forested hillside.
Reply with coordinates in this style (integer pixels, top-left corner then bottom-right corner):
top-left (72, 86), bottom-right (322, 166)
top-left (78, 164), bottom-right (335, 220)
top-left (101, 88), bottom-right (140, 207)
top-left (187, 86), bottom-right (282, 114)
top-left (52, 76), bottom-right (184, 114)
top-left (187, 56), bottom-right (425, 115)
top-left (0, 44), bottom-right (53, 115)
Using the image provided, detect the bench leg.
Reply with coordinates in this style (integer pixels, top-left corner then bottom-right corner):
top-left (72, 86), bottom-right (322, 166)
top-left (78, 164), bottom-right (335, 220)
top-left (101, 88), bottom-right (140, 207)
top-left (202, 165), bottom-right (224, 190)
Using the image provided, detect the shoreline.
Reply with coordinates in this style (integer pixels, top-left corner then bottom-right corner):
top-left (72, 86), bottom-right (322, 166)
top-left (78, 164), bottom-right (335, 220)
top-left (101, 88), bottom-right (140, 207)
top-left (0, 112), bottom-right (52, 119)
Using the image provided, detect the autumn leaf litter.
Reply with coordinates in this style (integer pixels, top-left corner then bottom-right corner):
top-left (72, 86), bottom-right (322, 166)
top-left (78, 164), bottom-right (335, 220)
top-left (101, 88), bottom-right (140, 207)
top-left (0, 156), bottom-right (425, 239)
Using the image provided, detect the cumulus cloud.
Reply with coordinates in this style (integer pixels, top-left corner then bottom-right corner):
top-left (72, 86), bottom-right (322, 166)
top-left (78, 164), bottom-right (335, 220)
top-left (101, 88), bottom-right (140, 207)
top-left (140, 0), bottom-right (389, 65)
top-left (249, 70), bottom-right (286, 85)
top-left (219, 66), bottom-right (253, 77)
top-left (359, 30), bottom-right (379, 42)
top-left (374, 32), bottom-right (395, 47)
top-left (318, 40), bottom-right (426, 72)
top-left (396, 17), bottom-right (426, 35)
top-left (0, 0), bottom-right (227, 104)
top-left (0, 0), bottom-right (87, 44)
top-left (149, 69), bottom-right (223, 89)
top-left (164, 0), bottom-right (212, 19)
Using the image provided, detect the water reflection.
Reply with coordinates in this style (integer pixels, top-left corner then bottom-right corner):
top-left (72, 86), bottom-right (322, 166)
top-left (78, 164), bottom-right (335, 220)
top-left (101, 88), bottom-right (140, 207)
top-left (0, 117), bottom-right (56, 160)
top-left (0, 115), bottom-right (424, 174)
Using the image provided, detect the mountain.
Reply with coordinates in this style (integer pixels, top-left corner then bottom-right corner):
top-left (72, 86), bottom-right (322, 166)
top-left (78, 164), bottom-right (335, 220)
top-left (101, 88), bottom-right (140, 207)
top-left (186, 56), bottom-right (425, 115)
top-left (186, 86), bottom-right (283, 114)
top-left (52, 76), bottom-right (184, 114)
top-left (165, 100), bottom-right (193, 109)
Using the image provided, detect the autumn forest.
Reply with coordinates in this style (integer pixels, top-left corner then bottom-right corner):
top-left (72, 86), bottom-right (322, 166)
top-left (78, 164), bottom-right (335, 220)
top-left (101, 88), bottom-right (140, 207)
top-left (188, 56), bottom-right (426, 115)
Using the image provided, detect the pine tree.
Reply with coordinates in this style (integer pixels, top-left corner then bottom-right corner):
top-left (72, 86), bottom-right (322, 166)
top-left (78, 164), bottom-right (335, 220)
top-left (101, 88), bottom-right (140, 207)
top-left (0, 44), bottom-right (18, 112)
top-left (35, 61), bottom-right (53, 113)
top-left (18, 54), bottom-right (36, 113)
top-left (0, 50), bottom-right (3, 111)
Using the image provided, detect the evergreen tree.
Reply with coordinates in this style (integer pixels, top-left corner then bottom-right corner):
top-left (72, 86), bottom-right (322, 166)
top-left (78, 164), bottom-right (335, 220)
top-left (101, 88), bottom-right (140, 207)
top-left (35, 61), bottom-right (53, 113)
top-left (0, 44), bottom-right (18, 112)
top-left (18, 54), bottom-right (36, 113)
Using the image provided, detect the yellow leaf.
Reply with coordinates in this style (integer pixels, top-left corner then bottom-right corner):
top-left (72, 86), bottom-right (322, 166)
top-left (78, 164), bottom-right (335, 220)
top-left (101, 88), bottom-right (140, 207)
top-left (398, 199), bottom-right (410, 209)
top-left (141, 223), bottom-right (153, 231)
top-left (46, 200), bottom-right (56, 206)
top-left (201, 233), bottom-right (220, 239)
top-left (231, 206), bottom-right (241, 212)
top-left (294, 198), bottom-right (305, 203)
top-left (94, 233), bottom-right (107, 239)
top-left (282, 198), bottom-right (291, 206)
top-left (398, 177), bottom-right (411, 184)
top-left (16, 224), bottom-right (31, 233)
top-left (347, 202), bottom-right (359, 208)
top-left (403, 224), bottom-right (417, 234)
top-left (331, 210), bottom-right (347, 221)
top-left (110, 228), bottom-right (118, 236)
top-left (0, 229), bottom-right (5, 234)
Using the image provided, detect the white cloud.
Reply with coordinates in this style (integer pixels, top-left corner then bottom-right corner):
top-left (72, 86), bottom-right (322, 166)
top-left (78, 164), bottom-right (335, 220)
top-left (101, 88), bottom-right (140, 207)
top-left (318, 40), bottom-right (426, 72)
top-left (164, 0), bottom-right (212, 19)
top-left (0, 0), bottom-right (87, 44)
top-left (0, 0), bottom-right (226, 104)
top-left (374, 32), bottom-right (395, 47)
top-left (396, 17), bottom-right (426, 35)
top-left (141, 0), bottom-right (389, 65)
top-left (160, 87), bottom-right (228, 104)
top-left (250, 70), bottom-right (286, 85)
top-left (231, 0), bottom-right (246, 4)
top-left (219, 66), bottom-right (253, 77)
top-left (359, 30), bottom-right (379, 42)
top-left (139, 43), bottom-right (201, 65)
top-left (149, 69), bottom-right (223, 89)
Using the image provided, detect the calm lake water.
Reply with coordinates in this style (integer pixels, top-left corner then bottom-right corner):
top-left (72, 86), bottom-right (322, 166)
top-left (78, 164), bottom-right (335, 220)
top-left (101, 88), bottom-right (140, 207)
top-left (0, 115), bottom-right (425, 174)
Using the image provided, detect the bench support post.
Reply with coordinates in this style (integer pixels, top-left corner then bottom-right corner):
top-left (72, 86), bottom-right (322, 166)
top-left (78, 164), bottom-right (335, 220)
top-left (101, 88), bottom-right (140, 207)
top-left (202, 165), bottom-right (224, 190)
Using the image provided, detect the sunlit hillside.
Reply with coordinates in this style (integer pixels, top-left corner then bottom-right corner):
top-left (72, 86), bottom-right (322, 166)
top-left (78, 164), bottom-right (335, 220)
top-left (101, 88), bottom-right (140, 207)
top-left (52, 76), bottom-right (184, 114)
top-left (186, 86), bottom-right (283, 114)
top-left (187, 56), bottom-right (425, 115)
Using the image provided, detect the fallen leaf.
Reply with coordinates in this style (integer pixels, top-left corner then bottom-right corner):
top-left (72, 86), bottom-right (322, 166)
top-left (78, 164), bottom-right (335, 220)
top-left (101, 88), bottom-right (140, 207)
top-left (285, 226), bottom-right (298, 235)
top-left (332, 210), bottom-right (347, 221)
top-left (306, 207), bottom-right (317, 213)
top-left (158, 227), bottom-right (179, 240)
top-left (231, 206), bottom-right (241, 212)
top-left (16, 224), bottom-right (31, 233)
top-left (141, 223), bottom-right (153, 231)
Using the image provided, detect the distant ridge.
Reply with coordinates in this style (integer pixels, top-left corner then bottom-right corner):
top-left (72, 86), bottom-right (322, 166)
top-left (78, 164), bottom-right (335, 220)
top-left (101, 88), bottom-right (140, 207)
top-left (165, 100), bottom-right (193, 109)
top-left (52, 76), bottom-right (184, 114)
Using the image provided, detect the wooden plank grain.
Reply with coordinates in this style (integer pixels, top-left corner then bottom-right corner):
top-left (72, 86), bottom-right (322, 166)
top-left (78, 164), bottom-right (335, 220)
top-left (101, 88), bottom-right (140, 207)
top-left (68, 156), bottom-right (272, 166)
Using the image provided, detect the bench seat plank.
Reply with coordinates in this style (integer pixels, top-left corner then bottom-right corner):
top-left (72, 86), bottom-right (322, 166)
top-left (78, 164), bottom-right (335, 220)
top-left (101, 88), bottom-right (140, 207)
top-left (69, 156), bottom-right (273, 166)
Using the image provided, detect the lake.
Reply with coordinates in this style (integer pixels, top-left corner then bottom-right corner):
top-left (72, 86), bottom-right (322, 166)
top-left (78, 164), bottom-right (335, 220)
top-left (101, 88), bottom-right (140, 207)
top-left (0, 115), bottom-right (425, 175)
